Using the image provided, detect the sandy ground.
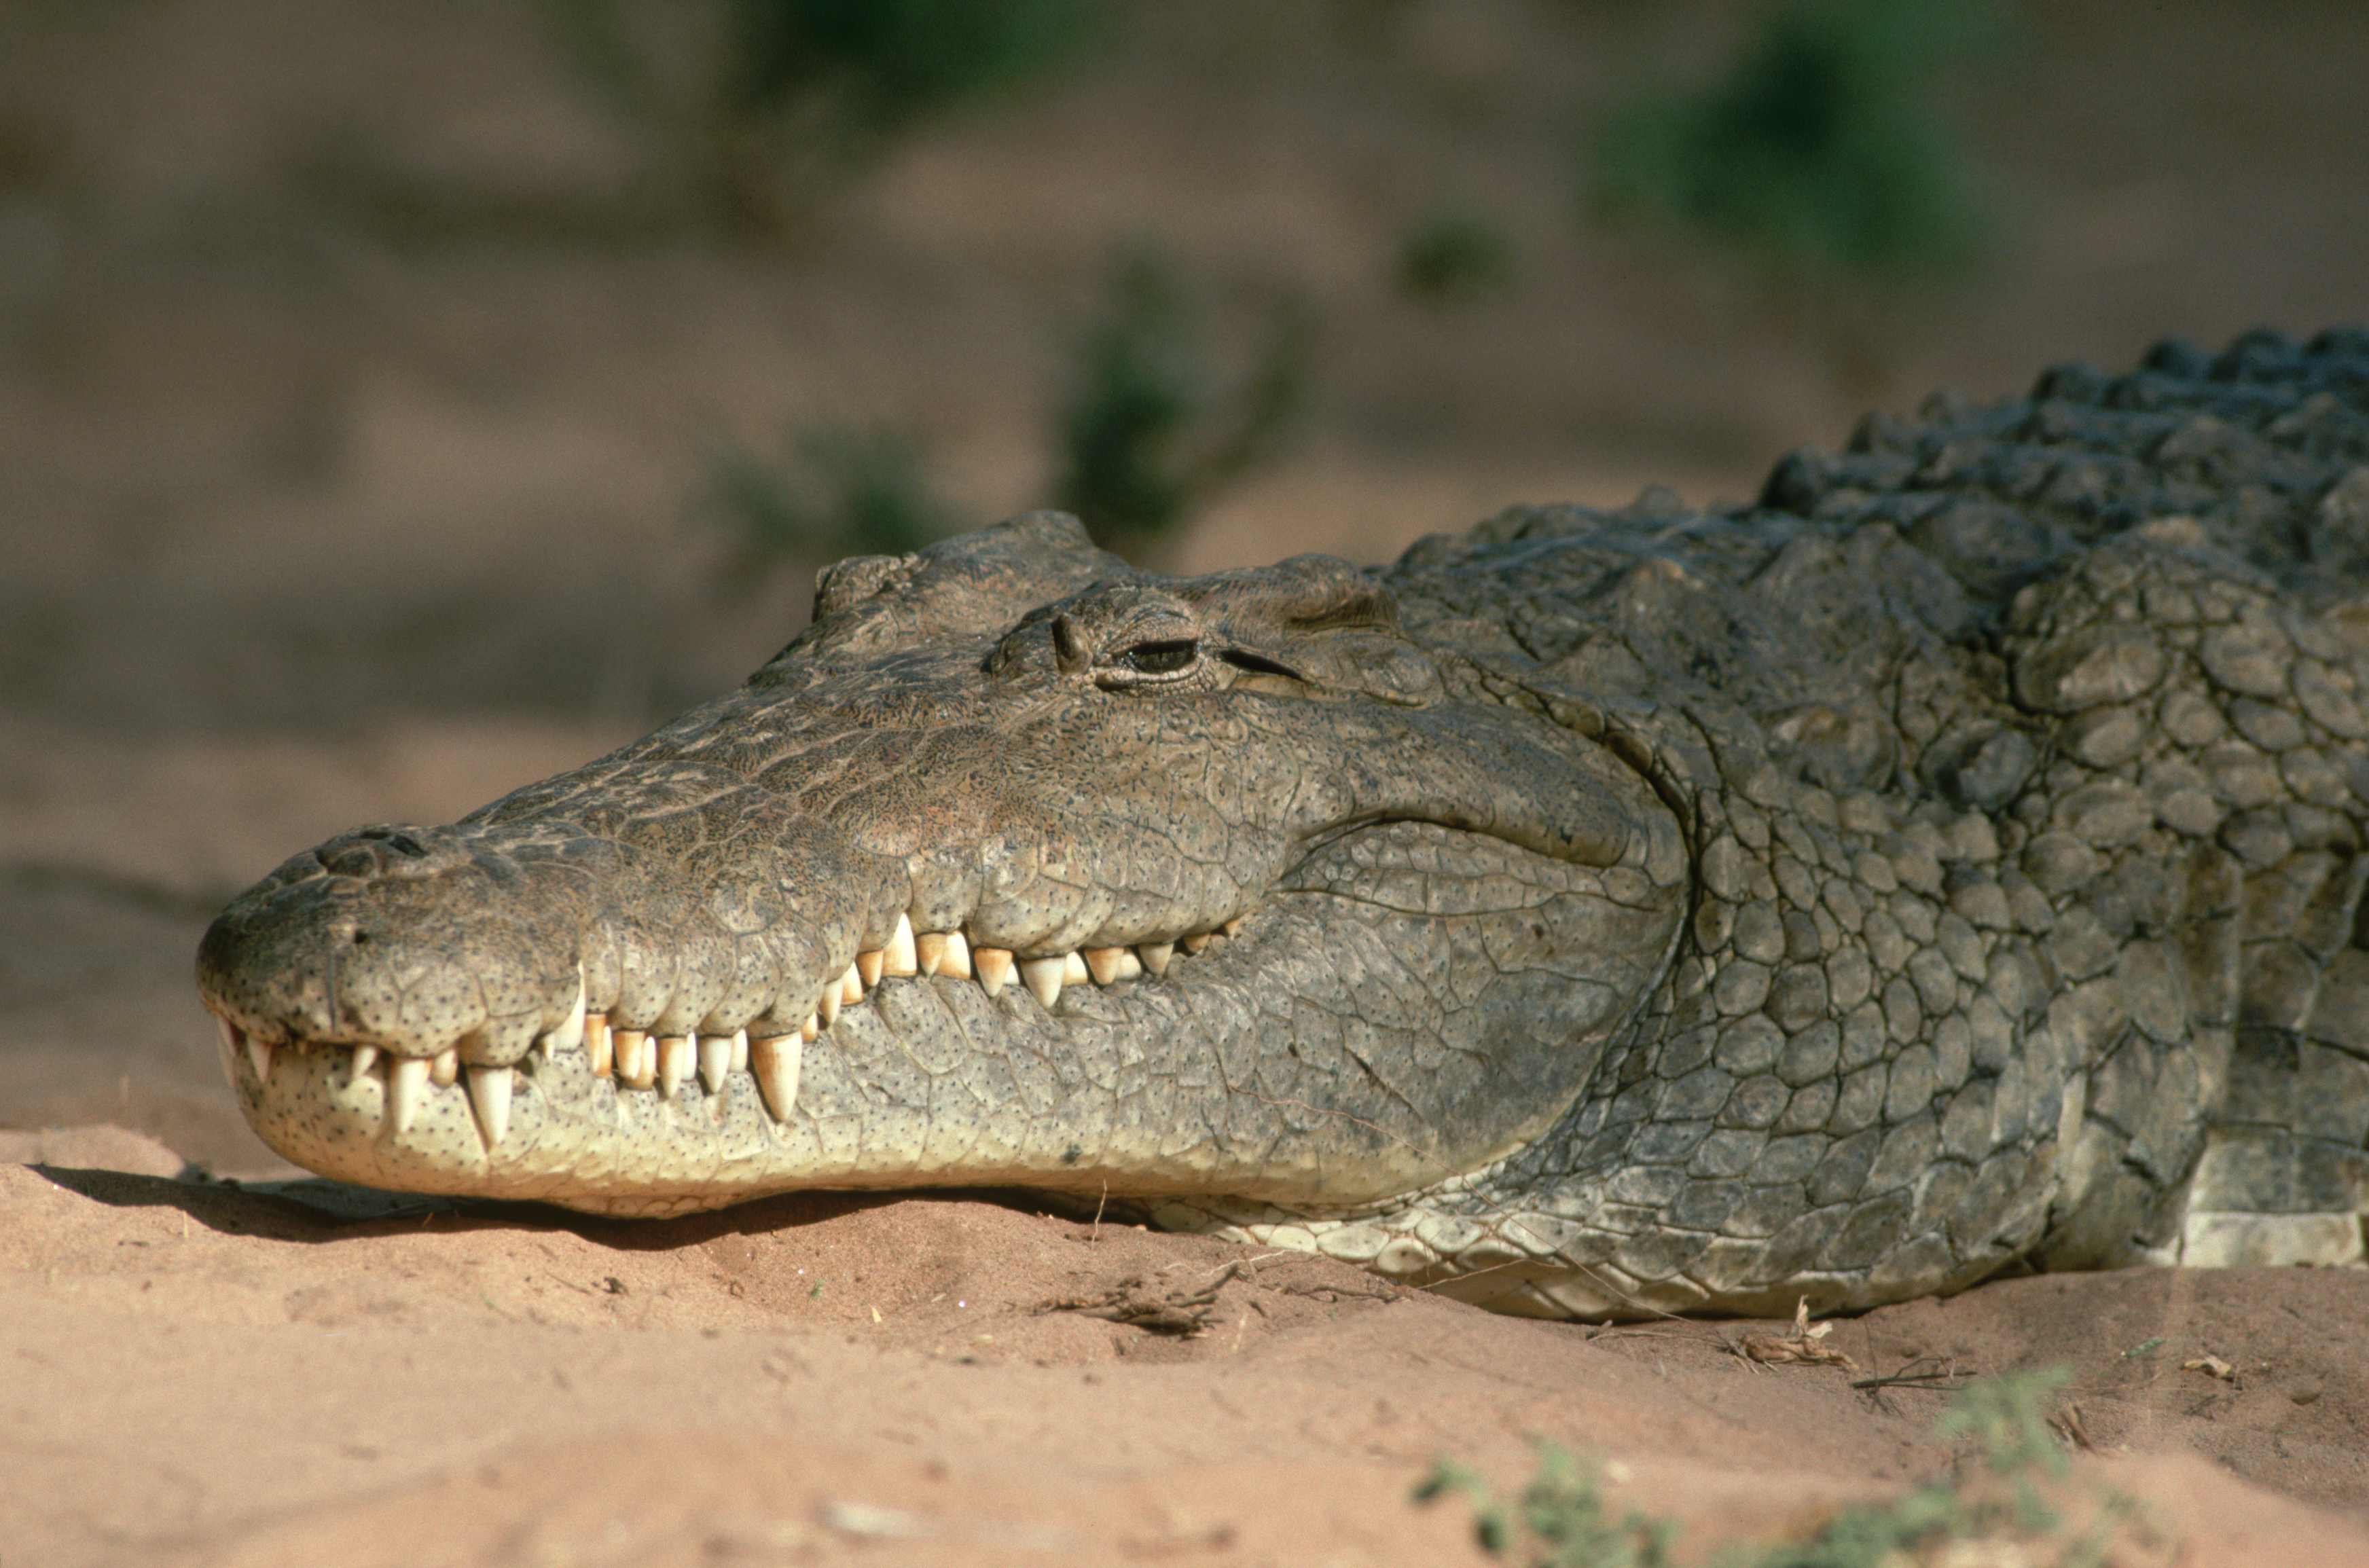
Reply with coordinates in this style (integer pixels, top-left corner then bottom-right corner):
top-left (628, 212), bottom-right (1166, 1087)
top-left (7, 1123), bottom-right (2369, 1566)
top-left (5, 2), bottom-right (2369, 1563)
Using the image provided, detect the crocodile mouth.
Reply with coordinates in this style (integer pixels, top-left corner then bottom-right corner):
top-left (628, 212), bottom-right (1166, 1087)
top-left (201, 796), bottom-right (1682, 1218)
top-left (205, 909), bottom-right (1251, 1161)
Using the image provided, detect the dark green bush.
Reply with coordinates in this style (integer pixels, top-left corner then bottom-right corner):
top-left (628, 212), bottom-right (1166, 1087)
top-left (724, 0), bottom-right (1096, 142)
top-left (1053, 250), bottom-right (1314, 560)
top-left (1589, 0), bottom-right (1997, 284)
top-left (545, 0), bottom-right (1098, 232)
top-left (1397, 211), bottom-right (1515, 306)
top-left (704, 423), bottom-right (951, 587)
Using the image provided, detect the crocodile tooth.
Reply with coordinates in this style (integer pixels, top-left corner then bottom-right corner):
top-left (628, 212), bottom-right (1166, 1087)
top-left (547, 972), bottom-right (587, 1057)
top-left (1062, 951), bottom-right (1090, 985)
top-left (799, 1012), bottom-right (819, 1043)
top-left (841, 963), bottom-right (865, 1005)
top-left (213, 1017), bottom-right (241, 1092)
top-left (657, 1035), bottom-right (692, 1098)
top-left (973, 945), bottom-right (1013, 997)
top-left (613, 1029), bottom-right (653, 1089)
top-left (1083, 946), bottom-right (1127, 985)
top-left (914, 930), bottom-right (947, 977)
top-left (430, 1046), bottom-right (459, 1087)
top-left (389, 1056), bottom-right (430, 1133)
top-left (856, 949), bottom-right (885, 989)
top-left (1180, 932), bottom-right (1212, 955)
top-left (1138, 941), bottom-right (1173, 977)
top-left (466, 1064), bottom-right (513, 1147)
top-left (585, 1013), bottom-right (613, 1077)
top-left (751, 1034), bottom-right (802, 1121)
top-left (942, 930), bottom-right (973, 979)
top-left (1020, 955), bottom-right (1066, 1008)
top-left (818, 983), bottom-right (841, 1027)
top-left (247, 1033), bottom-right (276, 1085)
top-left (884, 914), bottom-right (917, 977)
top-left (1221, 917), bottom-right (1245, 937)
top-left (697, 1034), bottom-right (732, 1095)
top-left (730, 1029), bottom-right (750, 1073)
top-left (352, 1044), bottom-right (379, 1081)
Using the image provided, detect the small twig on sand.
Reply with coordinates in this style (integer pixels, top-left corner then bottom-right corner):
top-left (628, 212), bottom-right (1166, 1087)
top-left (1038, 1261), bottom-right (1244, 1335)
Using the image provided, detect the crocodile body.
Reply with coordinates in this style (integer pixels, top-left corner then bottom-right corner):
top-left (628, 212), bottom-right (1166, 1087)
top-left (200, 327), bottom-right (2369, 1318)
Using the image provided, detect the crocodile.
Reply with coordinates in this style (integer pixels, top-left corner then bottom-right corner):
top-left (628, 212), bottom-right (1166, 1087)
top-left (198, 326), bottom-right (2369, 1319)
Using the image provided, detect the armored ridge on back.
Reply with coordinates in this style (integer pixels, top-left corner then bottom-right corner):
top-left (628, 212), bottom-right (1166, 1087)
top-left (198, 327), bottom-right (2369, 1320)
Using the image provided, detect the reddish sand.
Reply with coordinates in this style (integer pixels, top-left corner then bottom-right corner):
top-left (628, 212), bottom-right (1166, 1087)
top-left (5, 1123), bottom-right (2367, 1566)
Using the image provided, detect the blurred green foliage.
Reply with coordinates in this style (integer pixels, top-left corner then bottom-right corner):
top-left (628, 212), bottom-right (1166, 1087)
top-left (1417, 1367), bottom-right (2167, 1568)
top-left (1397, 211), bottom-right (1515, 307)
top-left (1589, 0), bottom-right (1999, 284)
top-left (546, 0), bottom-right (1097, 232)
top-left (1416, 1444), bottom-right (1674, 1567)
top-left (702, 250), bottom-right (1319, 585)
top-left (704, 423), bottom-right (953, 587)
top-left (1054, 250), bottom-right (1315, 561)
top-left (723, 0), bottom-right (1095, 141)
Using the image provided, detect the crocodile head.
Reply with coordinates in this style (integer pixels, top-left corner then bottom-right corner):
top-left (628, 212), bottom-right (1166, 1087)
top-left (198, 512), bottom-right (1686, 1217)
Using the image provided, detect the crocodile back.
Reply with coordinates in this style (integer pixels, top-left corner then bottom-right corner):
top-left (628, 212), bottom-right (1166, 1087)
top-left (1377, 327), bottom-right (2369, 1316)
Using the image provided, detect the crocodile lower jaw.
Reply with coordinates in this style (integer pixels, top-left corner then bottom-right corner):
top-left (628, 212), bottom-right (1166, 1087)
top-left (209, 916), bottom-right (1244, 1167)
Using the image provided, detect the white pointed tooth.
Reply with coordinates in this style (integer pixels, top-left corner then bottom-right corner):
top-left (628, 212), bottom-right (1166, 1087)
top-left (914, 930), bottom-right (947, 977)
top-left (466, 1064), bottom-right (513, 1148)
top-left (586, 1013), bottom-right (613, 1077)
top-left (973, 945), bottom-right (1013, 998)
top-left (943, 930), bottom-right (973, 979)
top-left (1085, 947), bottom-right (1137, 985)
top-left (730, 1029), bottom-right (750, 1073)
top-left (548, 970), bottom-right (587, 1056)
top-left (884, 914), bottom-right (917, 978)
top-left (213, 1017), bottom-right (242, 1093)
top-left (856, 949), bottom-right (885, 989)
top-left (818, 983), bottom-right (841, 1027)
top-left (751, 1034), bottom-right (803, 1121)
top-left (1062, 951), bottom-right (1089, 985)
top-left (430, 1047), bottom-right (458, 1087)
top-left (1019, 955), bottom-right (1066, 1009)
top-left (1180, 932), bottom-right (1212, 954)
top-left (613, 1028), bottom-right (653, 1089)
top-left (1138, 941), bottom-right (1173, 977)
top-left (247, 1033), bottom-right (275, 1086)
top-left (1222, 917), bottom-right (1246, 937)
top-left (352, 1044), bottom-right (379, 1081)
top-left (698, 1034), bottom-right (733, 1095)
top-left (842, 963), bottom-right (865, 1005)
top-left (657, 1035), bottom-right (692, 1098)
top-left (800, 1013), bottom-right (819, 1043)
top-left (389, 1056), bottom-right (431, 1134)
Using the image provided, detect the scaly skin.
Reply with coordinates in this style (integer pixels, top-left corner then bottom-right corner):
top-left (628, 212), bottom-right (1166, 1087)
top-left (200, 327), bottom-right (2369, 1318)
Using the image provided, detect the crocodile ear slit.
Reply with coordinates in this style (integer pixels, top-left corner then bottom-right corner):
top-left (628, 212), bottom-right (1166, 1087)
top-left (1217, 648), bottom-right (1307, 681)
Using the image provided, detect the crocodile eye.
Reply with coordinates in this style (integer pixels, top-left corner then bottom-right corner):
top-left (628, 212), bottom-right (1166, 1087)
top-left (1119, 638), bottom-right (1199, 675)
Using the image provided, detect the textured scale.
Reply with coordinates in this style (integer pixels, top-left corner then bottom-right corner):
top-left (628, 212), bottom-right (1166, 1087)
top-left (198, 326), bottom-right (2369, 1319)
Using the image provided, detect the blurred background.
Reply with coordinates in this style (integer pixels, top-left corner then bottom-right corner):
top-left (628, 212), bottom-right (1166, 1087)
top-left (0, 0), bottom-right (2364, 1169)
